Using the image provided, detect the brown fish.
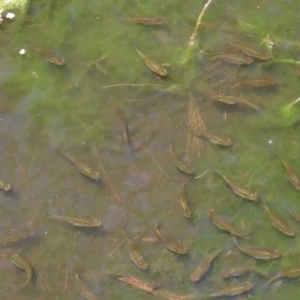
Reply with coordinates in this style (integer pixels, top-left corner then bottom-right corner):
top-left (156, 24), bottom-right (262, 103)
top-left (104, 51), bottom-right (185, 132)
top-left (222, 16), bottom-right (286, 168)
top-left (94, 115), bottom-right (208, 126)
top-left (285, 206), bottom-right (300, 222)
top-left (232, 236), bottom-right (281, 260)
top-left (263, 202), bottom-right (294, 237)
top-left (234, 77), bottom-right (277, 88)
top-left (221, 263), bottom-right (266, 278)
top-left (213, 171), bottom-right (258, 201)
top-left (228, 42), bottom-right (272, 60)
top-left (121, 17), bottom-right (165, 26)
top-left (57, 148), bottom-right (100, 181)
top-left (211, 53), bottom-right (254, 65)
top-left (75, 271), bottom-right (99, 300)
top-left (207, 209), bottom-right (252, 237)
top-left (170, 144), bottom-right (195, 176)
top-left (155, 224), bottom-right (187, 255)
top-left (0, 229), bottom-right (35, 246)
top-left (0, 179), bottom-right (11, 191)
top-left (191, 129), bottom-right (232, 146)
top-left (123, 225), bottom-right (149, 271)
top-left (191, 249), bottom-right (223, 282)
top-left (47, 214), bottom-right (101, 227)
top-left (28, 46), bottom-right (65, 66)
top-left (266, 265), bottom-right (300, 287)
top-left (136, 48), bottom-right (167, 77)
top-left (179, 180), bottom-right (192, 218)
top-left (114, 107), bottom-right (132, 150)
top-left (2, 249), bottom-right (32, 288)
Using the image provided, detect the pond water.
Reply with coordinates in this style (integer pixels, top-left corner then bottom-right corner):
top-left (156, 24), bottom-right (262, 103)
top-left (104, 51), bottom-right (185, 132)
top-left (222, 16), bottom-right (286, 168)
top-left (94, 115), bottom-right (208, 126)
top-left (1, 0), bottom-right (300, 299)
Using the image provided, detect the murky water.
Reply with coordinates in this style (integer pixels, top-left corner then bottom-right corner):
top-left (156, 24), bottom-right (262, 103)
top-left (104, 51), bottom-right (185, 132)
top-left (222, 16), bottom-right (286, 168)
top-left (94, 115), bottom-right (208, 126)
top-left (1, 0), bottom-right (300, 299)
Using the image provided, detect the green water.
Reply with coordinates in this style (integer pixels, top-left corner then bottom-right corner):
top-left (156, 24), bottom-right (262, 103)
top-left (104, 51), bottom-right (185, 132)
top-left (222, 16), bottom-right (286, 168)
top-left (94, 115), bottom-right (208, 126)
top-left (0, 0), bottom-right (300, 299)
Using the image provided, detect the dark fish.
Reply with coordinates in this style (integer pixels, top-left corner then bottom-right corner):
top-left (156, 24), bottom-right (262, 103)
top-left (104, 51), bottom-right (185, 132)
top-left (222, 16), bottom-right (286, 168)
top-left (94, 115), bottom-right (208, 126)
top-left (191, 249), bottom-right (222, 282)
top-left (75, 271), bottom-right (99, 300)
top-left (155, 224), bottom-right (187, 255)
top-left (2, 249), bottom-right (32, 288)
top-left (191, 129), bottom-right (232, 146)
top-left (28, 46), bottom-right (65, 66)
top-left (202, 282), bottom-right (253, 298)
top-left (179, 180), bottom-right (192, 218)
top-left (170, 144), bottom-right (195, 176)
top-left (121, 17), bottom-right (165, 25)
top-left (213, 171), bottom-right (258, 201)
top-left (263, 202), bottom-right (295, 237)
top-left (57, 148), bottom-right (100, 181)
top-left (48, 215), bottom-right (101, 227)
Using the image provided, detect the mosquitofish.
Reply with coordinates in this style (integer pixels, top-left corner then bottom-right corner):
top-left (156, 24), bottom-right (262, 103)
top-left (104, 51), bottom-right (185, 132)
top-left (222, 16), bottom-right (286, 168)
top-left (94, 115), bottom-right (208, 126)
top-left (114, 107), bottom-right (132, 150)
top-left (211, 53), bottom-right (254, 65)
top-left (2, 249), bottom-right (32, 288)
top-left (285, 206), bottom-right (300, 222)
top-left (232, 236), bottom-right (281, 260)
top-left (263, 202), bottom-right (294, 236)
top-left (191, 249), bottom-right (222, 282)
top-left (57, 148), bottom-right (100, 181)
top-left (202, 281), bottom-right (254, 299)
top-left (228, 42), bottom-right (272, 60)
top-left (0, 179), bottom-right (11, 191)
top-left (191, 128), bottom-right (232, 146)
top-left (0, 229), bottom-right (35, 246)
top-left (136, 48), bottom-right (168, 77)
top-left (275, 154), bottom-right (300, 191)
top-left (234, 77), bottom-right (277, 88)
top-left (220, 263), bottom-right (267, 278)
top-left (121, 17), bottom-right (165, 25)
top-left (207, 209), bottom-right (252, 237)
top-left (266, 265), bottom-right (300, 287)
top-left (179, 180), bottom-right (192, 218)
top-left (75, 271), bottom-right (99, 300)
top-left (155, 224), bottom-right (187, 255)
top-left (170, 144), bottom-right (195, 176)
top-left (28, 46), bottom-right (65, 66)
top-left (47, 215), bottom-right (101, 227)
top-left (213, 171), bottom-right (258, 201)
top-left (123, 225), bottom-right (148, 271)
top-left (212, 92), bottom-right (260, 113)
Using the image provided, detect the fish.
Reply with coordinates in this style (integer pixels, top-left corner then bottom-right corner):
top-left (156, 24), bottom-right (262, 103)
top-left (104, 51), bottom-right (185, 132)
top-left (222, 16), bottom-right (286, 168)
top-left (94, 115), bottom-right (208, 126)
top-left (57, 148), bottom-right (100, 181)
top-left (170, 144), bottom-right (195, 176)
top-left (202, 282), bottom-right (253, 299)
top-left (191, 249), bottom-right (222, 282)
top-left (114, 107), bottom-right (132, 150)
top-left (263, 202), bottom-right (295, 237)
top-left (266, 265), bottom-right (300, 287)
top-left (75, 271), bottom-right (99, 300)
top-left (0, 229), bottom-right (35, 246)
top-left (0, 179), bottom-right (12, 191)
top-left (121, 17), bottom-right (165, 25)
top-left (228, 42), bottom-right (272, 60)
top-left (220, 263), bottom-right (266, 278)
top-left (1, 249), bottom-right (32, 288)
top-left (232, 236), bottom-right (281, 260)
top-left (136, 48), bottom-right (167, 77)
top-left (212, 92), bottom-right (260, 113)
top-left (213, 171), bottom-right (258, 201)
top-left (207, 209), bottom-right (252, 237)
top-left (190, 128), bottom-right (232, 146)
top-left (275, 154), bottom-right (300, 191)
top-left (179, 180), bottom-right (192, 218)
top-left (123, 225), bottom-right (149, 271)
top-left (211, 53), bottom-right (254, 65)
top-left (47, 215), bottom-right (101, 227)
top-left (233, 77), bottom-right (277, 88)
top-left (28, 46), bottom-right (65, 66)
top-left (285, 206), bottom-right (300, 222)
top-left (155, 224), bottom-right (187, 255)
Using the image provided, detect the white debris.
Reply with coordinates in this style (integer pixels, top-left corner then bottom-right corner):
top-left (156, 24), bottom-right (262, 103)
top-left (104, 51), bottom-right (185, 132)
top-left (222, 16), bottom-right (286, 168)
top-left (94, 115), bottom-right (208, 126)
top-left (19, 48), bottom-right (26, 55)
top-left (5, 12), bottom-right (15, 19)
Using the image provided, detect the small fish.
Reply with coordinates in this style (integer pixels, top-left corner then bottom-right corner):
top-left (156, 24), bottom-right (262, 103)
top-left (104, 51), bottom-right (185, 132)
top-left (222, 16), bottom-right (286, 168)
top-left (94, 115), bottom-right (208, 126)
top-left (275, 154), bottom-right (300, 191)
top-left (285, 206), bottom-right (300, 222)
top-left (136, 48), bottom-right (167, 77)
top-left (155, 224), bottom-right (187, 255)
top-left (191, 249), bottom-right (222, 282)
top-left (263, 202), bottom-right (294, 236)
top-left (75, 271), bottom-right (99, 300)
top-left (212, 92), bottom-right (260, 113)
top-left (191, 128), bottom-right (232, 146)
top-left (114, 107), bottom-right (132, 150)
top-left (48, 215), bottom-right (101, 227)
top-left (57, 148), bottom-right (100, 181)
top-left (170, 144), bottom-right (195, 176)
top-left (266, 265), bottom-right (300, 287)
top-left (202, 281), bottom-right (253, 299)
top-left (2, 249), bottom-right (32, 288)
top-left (207, 209), bottom-right (252, 237)
top-left (121, 17), bottom-right (165, 26)
top-left (234, 77), bottom-right (277, 88)
top-left (232, 236), bottom-right (281, 260)
top-left (28, 46), bottom-right (65, 66)
top-left (179, 180), bottom-right (192, 218)
top-left (0, 179), bottom-right (11, 191)
top-left (213, 171), bottom-right (258, 201)
top-left (0, 229), bottom-right (35, 246)
top-left (228, 42), bottom-right (272, 60)
top-left (123, 225), bottom-right (149, 271)
top-left (220, 263), bottom-right (266, 278)
top-left (211, 53), bottom-right (254, 65)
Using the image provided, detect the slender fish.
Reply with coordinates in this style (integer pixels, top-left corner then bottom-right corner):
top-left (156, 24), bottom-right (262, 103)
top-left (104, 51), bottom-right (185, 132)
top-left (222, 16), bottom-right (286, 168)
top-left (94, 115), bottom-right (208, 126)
top-left (266, 265), bottom-right (300, 287)
top-left (114, 107), bottom-right (132, 150)
top-left (190, 129), bottom-right (232, 146)
top-left (170, 144), bottom-right (195, 176)
top-left (75, 271), bottom-right (99, 300)
top-left (28, 46), bottom-right (65, 66)
top-left (121, 17), bottom-right (165, 26)
top-left (0, 229), bottom-right (35, 246)
top-left (179, 180), bottom-right (192, 218)
top-left (47, 215), bottom-right (101, 227)
top-left (221, 263), bottom-right (266, 278)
